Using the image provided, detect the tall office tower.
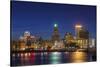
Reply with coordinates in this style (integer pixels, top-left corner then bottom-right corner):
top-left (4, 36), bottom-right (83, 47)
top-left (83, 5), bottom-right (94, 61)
top-left (75, 24), bottom-right (89, 39)
top-left (75, 24), bottom-right (82, 39)
top-left (79, 28), bottom-right (89, 39)
top-left (52, 24), bottom-right (60, 42)
top-left (75, 24), bottom-right (89, 48)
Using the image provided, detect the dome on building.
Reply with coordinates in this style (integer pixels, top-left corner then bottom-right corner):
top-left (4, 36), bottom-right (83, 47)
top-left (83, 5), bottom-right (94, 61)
top-left (24, 31), bottom-right (30, 37)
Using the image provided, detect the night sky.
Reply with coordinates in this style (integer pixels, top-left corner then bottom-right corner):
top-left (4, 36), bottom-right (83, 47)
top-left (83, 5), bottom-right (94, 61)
top-left (11, 1), bottom-right (96, 40)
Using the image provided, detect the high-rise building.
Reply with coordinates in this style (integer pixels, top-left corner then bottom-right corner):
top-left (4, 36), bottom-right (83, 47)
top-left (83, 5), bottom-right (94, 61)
top-left (52, 24), bottom-right (60, 42)
top-left (75, 24), bottom-right (82, 39)
top-left (79, 28), bottom-right (89, 39)
top-left (75, 24), bottom-right (89, 48)
top-left (75, 24), bottom-right (89, 39)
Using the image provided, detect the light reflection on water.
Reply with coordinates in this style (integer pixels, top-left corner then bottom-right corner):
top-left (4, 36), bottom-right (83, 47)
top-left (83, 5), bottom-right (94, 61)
top-left (11, 52), bottom-right (96, 66)
top-left (70, 52), bottom-right (87, 62)
top-left (50, 52), bottom-right (61, 64)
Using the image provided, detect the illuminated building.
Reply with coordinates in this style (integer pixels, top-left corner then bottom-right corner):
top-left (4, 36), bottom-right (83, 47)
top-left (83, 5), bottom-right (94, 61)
top-left (75, 24), bottom-right (82, 39)
top-left (79, 28), bottom-right (89, 39)
top-left (75, 24), bottom-right (89, 39)
top-left (11, 41), bottom-right (18, 51)
top-left (75, 24), bottom-right (89, 48)
top-left (76, 39), bottom-right (88, 48)
top-left (89, 38), bottom-right (96, 48)
top-left (52, 24), bottom-right (60, 42)
top-left (24, 31), bottom-right (30, 37)
top-left (64, 32), bottom-right (74, 43)
top-left (18, 31), bottom-right (37, 50)
top-left (19, 40), bottom-right (26, 50)
top-left (51, 40), bottom-right (64, 50)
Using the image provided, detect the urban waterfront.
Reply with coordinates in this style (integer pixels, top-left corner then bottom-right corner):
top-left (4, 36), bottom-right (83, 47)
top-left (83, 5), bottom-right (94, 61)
top-left (11, 51), bottom-right (96, 66)
top-left (11, 1), bottom-right (96, 66)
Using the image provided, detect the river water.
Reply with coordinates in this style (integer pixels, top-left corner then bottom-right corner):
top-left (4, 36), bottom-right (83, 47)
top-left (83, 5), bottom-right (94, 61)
top-left (11, 51), bottom-right (96, 66)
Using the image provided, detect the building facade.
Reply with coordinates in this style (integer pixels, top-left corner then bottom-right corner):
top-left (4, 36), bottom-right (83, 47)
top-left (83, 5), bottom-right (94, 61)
top-left (75, 24), bottom-right (89, 48)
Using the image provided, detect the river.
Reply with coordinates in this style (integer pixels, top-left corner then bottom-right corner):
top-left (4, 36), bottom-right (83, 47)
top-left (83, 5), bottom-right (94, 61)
top-left (11, 51), bottom-right (96, 66)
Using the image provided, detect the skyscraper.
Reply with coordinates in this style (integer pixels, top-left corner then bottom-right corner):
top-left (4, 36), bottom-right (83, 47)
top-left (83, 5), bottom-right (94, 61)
top-left (75, 24), bottom-right (82, 39)
top-left (52, 24), bottom-right (60, 42)
top-left (75, 24), bottom-right (89, 48)
top-left (75, 24), bottom-right (89, 39)
top-left (79, 28), bottom-right (89, 39)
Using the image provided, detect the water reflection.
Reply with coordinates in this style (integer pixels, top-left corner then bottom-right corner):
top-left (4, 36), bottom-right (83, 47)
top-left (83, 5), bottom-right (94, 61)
top-left (50, 52), bottom-right (61, 64)
top-left (11, 52), bottom-right (96, 66)
top-left (70, 52), bottom-right (87, 62)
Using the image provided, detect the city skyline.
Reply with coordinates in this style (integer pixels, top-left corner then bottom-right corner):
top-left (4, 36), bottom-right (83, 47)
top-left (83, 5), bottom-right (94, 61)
top-left (11, 1), bottom-right (97, 66)
top-left (11, 1), bottom-right (96, 40)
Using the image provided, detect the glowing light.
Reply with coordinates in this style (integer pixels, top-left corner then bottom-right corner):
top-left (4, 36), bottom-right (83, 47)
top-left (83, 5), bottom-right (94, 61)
top-left (75, 25), bottom-right (82, 28)
top-left (51, 52), bottom-right (61, 55)
top-left (71, 52), bottom-right (87, 62)
top-left (22, 48), bottom-right (25, 50)
top-left (25, 53), bottom-right (28, 57)
top-left (54, 24), bottom-right (58, 27)
top-left (51, 56), bottom-right (60, 60)
top-left (24, 31), bottom-right (30, 37)
top-left (50, 52), bottom-right (61, 64)
top-left (25, 31), bottom-right (30, 34)
top-left (21, 53), bottom-right (23, 57)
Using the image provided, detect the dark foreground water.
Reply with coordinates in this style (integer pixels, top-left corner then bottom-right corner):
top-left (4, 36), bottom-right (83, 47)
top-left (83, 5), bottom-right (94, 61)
top-left (11, 51), bottom-right (96, 66)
